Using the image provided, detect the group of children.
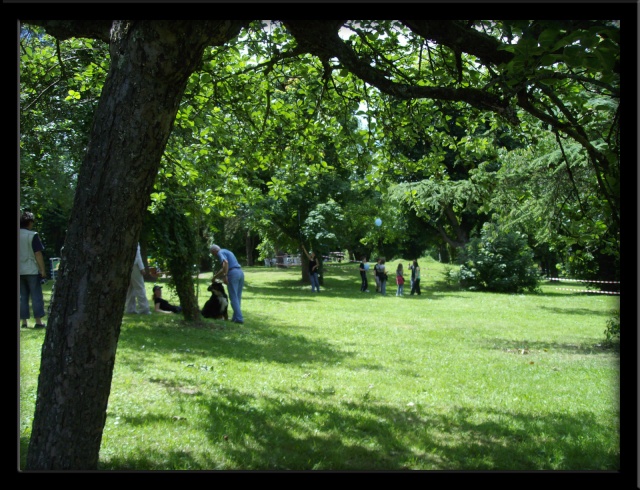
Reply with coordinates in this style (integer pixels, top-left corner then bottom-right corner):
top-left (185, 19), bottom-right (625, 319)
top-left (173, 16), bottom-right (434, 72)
top-left (360, 257), bottom-right (422, 296)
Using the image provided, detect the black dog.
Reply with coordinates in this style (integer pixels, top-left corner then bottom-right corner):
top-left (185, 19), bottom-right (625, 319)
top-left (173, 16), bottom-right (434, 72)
top-left (201, 280), bottom-right (229, 320)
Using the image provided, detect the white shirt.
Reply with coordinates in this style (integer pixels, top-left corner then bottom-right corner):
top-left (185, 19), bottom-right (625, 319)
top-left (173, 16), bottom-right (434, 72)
top-left (133, 243), bottom-right (144, 271)
top-left (19, 228), bottom-right (39, 275)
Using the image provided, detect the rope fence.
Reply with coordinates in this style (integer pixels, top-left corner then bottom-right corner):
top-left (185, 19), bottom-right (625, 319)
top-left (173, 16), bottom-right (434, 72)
top-left (551, 289), bottom-right (619, 295)
top-left (264, 255), bottom-right (302, 268)
top-left (544, 277), bottom-right (620, 295)
top-left (544, 277), bottom-right (620, 284)
top-left (264, 253), bottom-right (347, 268)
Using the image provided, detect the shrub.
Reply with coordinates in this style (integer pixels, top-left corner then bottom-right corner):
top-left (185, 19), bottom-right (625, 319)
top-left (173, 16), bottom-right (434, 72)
top-left (603, 309), bottom-right (620, 348)
top-left (555, 246), bottom-right (598, 281)
top-left (457, 222), bottom-right (540, 293)
top-left (442, 264), bottom-right (461, 289)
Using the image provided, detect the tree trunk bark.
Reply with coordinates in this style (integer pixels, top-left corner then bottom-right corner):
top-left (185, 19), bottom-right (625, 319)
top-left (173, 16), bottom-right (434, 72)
top-left (245, 230), bottom-right (254, 267)
top-left (596, 251), bottom-right (619, 292)
top-left (25, 20), bottom-right (245, 471)
top-left (166, 243), bottom-right (201, 322)
top-left (300, 246), bottom-right (310, 283)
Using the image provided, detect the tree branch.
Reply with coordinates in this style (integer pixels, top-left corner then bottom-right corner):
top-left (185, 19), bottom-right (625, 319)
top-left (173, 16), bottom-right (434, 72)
top-left (282, 20), bottom-right (520, 125)
top-left (22, 20), bottom-right (113, 43)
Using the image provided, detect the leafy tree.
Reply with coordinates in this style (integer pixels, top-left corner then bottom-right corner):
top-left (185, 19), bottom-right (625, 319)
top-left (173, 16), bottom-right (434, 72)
top-left (146, 199), bottom-right (202, 321)
top-left (384, 102), bottom-right (524, 253)
top-left (20, 25), bottom-right (109, 264)
top-left (603, 308), bottom-right (620, 348)
top-left (456, 221), bottom-right (540, 293)
top-left (471, 130), bottom-right (619, 287)
top-left (21, 19), bottom-right (250, 470)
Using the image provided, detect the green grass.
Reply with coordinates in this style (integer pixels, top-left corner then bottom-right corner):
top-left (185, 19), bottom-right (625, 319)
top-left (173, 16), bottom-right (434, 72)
top-left (19, 258), bottom-right (620, 470)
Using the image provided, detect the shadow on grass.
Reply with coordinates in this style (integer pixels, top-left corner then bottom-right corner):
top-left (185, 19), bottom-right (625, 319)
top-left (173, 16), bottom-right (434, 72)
top-left (486, 339), bottom-right (611, 355)
top-left (94, 386), bottom-right (619, 471)
top-left (117, 315), bottom-right (365, 368)
top-left (99, 313), bottom-right (619, 471)
top-left (537, 305), bottom-right (614, 317)
top-left (483, 337), bottom-right (618, 355)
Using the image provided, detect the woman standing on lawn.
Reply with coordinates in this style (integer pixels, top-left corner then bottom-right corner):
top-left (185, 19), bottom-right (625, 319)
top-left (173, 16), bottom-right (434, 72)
top-left (301, 244), bottom-right (320, 292)
top-left (373, 257), bottom-right (382, 293)
top-left (395, 263), bottom-right (405, 296)
top-left (409, 259), bottom-right (421, 295)
top-left (359, 256), bottom-right (370, 292)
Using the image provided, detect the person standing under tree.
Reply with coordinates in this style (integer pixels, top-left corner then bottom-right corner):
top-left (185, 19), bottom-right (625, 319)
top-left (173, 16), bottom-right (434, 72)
top-left (211, 244), bottom-right (245, 323)
top-left (301, 244), bottom-right (320, 292)
top-left (125, 243), bottom-right (151, 314)
top-left (408, 261), bottom-right (415, 292)
top-left (19, 211), bottom-right (47, 329)
top-left (359, 256), bottom-right (370, 292)
top-left (379, 257), bottom-right (388, 296)
top-left (396, 263), bottom-right (405, 296)
top-left (410, 259), bottom-right (421, 296)
top-left (373, 258), bottom-right (382, 293)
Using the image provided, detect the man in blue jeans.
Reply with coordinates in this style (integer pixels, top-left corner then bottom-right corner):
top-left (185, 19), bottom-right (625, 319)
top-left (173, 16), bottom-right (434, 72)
top-left (19, 211), bottom-right (47, 329)
top-left (210, 244), bottom-right (244, 324)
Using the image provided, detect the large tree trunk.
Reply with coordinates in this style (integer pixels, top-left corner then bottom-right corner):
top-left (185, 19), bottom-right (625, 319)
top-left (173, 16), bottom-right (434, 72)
top-left (245, 230), bottom-right (255, 266)
top-left (300, 247), bottom-right (310, 283)
top-left (25, 20), bottom-right (245, 471)
top-left (168, 255), bottom-right (200, 321)
top-left (596, 251), bottom-right (619, 293)
top-left (149, 202), bottom-right (202, 321)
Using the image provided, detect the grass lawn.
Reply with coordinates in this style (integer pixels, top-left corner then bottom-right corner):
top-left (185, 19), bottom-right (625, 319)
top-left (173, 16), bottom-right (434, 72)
top-left (19, 258), bottom-right (620, 471)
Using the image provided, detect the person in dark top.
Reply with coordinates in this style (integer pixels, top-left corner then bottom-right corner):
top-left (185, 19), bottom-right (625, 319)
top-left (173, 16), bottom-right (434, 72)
top-left (409, 259), bottom-right (421, 296)
top-left (359, 256), bottom-right (370, 292)
top-left (152, 285), bottom-right (182, 313)
top-left (373, 257), bottom-right (382, 293)
top-left (301, 244), bottom-right (320, 292)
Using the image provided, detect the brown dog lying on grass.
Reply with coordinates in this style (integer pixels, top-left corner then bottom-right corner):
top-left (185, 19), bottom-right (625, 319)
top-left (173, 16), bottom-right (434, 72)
top-left (201, 280), bottom-right (229, 320)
